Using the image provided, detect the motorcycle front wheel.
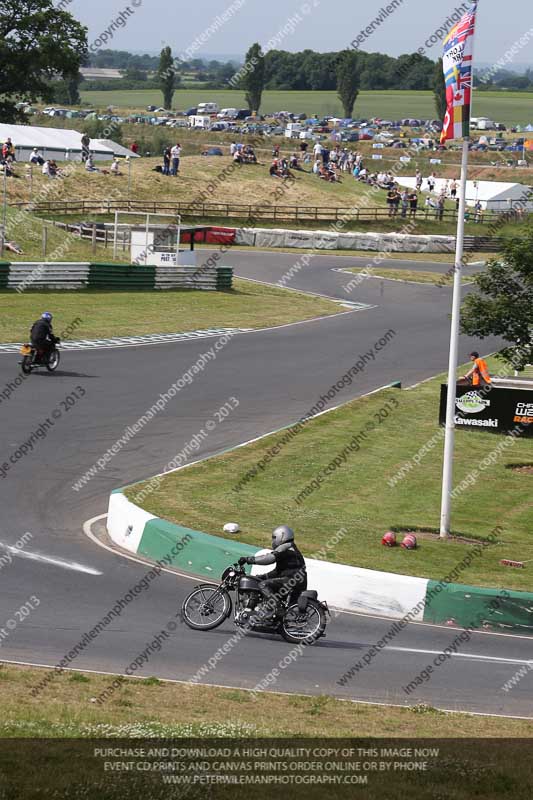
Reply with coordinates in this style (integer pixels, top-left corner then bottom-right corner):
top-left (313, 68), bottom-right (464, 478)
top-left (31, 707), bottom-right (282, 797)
top-left (21, 356), bottom-right (33, 375)
top-left (181, 584), bottom-right (232, 630)
top-left (46, 349), bottom-right (60, 372)
top-left (281, 599), bottom-right (326, 645)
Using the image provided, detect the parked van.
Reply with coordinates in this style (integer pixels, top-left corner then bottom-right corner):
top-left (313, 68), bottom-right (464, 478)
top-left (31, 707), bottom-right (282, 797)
top-left (217, 108), bottom-right (238, 119)
top-left (197, 102), bottom-right (219, 114)
top-left (284, 123), bottom-right (302, 138)
top-left (188, 115), bottom-right (211, 129)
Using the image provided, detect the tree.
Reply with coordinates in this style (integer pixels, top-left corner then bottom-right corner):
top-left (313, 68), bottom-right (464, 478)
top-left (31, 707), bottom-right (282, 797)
top-left (336, 50), bottom-right (360, 118)
top-left (51, 72), bottom-right (82, 105)
top-left (434, 58), bottom-right (447, 121)
top-left (241, 43), bottom-right (265, 112)
top-left (157, 46), bottom-right (176, 109)
top-left (460, 228), bottom-right (533, 371)
top-left (0, 0), bottom-right (87, 122)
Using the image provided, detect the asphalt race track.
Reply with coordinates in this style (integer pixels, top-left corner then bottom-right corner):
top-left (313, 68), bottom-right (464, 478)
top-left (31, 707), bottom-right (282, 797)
top-left (1, 251), bottom-right (531, 719)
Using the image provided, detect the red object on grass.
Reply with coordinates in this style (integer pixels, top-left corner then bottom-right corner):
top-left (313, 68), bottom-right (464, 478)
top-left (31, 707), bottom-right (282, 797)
top-left (500, 559), bottom-right (524, 568)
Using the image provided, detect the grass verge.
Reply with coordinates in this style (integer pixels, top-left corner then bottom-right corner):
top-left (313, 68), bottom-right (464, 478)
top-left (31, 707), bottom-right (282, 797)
top-left (128, 357), bottom-right (533, 591)
top-left (0, 279), bottom-right (342, 343)
top-left (0, 663), bottom-right (531, 738)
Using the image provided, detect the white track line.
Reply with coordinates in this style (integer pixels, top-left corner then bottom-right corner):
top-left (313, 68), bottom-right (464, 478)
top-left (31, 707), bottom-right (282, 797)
top-left (0, 542), bottom-right (102, 575)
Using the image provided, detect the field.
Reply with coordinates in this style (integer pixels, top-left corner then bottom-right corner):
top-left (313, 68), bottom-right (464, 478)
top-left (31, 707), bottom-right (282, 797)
top-left (80, 89), bottom-right (533, 125)
top-left (128, 359), bottom-right (533, 592)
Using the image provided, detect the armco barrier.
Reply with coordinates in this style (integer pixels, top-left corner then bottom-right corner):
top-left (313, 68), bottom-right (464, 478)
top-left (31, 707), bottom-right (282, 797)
top-left (0, 262), bottom-right (233, 291)
top-left (107, 489), bottom-right (533, 632)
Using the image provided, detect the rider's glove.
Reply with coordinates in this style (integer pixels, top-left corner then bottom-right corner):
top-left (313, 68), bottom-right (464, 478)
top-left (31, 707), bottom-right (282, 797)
top-left (238, 557), bottom-right (247, 566)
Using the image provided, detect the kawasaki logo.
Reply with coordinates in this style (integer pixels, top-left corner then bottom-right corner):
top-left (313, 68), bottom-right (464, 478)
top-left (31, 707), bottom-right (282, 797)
top-left (456, 391), bottom-right (490, 414)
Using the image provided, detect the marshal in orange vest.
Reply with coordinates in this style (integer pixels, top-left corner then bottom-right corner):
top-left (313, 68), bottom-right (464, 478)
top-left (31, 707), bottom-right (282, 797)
top-left (467, 351), bottom-right (491, 386)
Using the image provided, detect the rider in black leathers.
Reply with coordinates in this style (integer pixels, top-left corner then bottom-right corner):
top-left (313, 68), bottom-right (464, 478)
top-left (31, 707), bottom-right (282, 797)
top-left (239, 525), bottom-right (307, 620)
top-left (30, 312), bottom-right (56, 360)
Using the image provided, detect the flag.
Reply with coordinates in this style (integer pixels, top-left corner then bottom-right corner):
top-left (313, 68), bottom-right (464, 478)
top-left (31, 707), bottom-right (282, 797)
top-left (440, 1), bottom-right (478, 143)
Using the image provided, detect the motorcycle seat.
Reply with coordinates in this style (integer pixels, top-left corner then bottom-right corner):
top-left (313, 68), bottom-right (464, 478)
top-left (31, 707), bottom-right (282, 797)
top-left (297, 590), bottom-right (318, 612)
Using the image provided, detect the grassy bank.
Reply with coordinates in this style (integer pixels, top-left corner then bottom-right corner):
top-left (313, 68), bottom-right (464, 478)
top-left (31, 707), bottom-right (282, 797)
top-left (0, 279), bottom-right (341, 343)
top-left (2, 664), bottom-right (532, 798)
top-left (129, 359), bottom-right (533, 591)
top-left (1, 663), bottom-right (530, 738)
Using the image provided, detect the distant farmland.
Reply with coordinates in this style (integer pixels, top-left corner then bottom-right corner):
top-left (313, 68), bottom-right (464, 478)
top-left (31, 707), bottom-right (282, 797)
top-left (80, 89), bottom-right (533, 125)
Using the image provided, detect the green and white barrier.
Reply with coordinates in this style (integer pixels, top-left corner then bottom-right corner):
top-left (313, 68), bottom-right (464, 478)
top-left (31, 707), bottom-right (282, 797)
top-left (0, 262), bottom-right (233, 291)
top-left (107, 488), bottom-right (533, 631)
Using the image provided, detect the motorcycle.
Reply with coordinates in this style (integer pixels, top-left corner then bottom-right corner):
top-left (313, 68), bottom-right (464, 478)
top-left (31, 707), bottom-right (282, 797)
top-left (181, 562), bottom-right (329, 644)
top-left (19, 337), bottom-right (60, 374)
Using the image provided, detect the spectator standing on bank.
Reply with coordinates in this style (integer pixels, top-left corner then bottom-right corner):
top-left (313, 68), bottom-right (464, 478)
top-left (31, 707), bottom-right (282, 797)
top-left (162, 146), bottom-right (171, 175)
top-left (408, 190), bottom-right (418, 218)
top-left (81, 133), bottom-right (90, 163)
top-left (415, 169), bottom-right (422, 190)
top-left (170, 143), bottom-right (181, 176)
top-left (401, 189), bottom-right (409, 218)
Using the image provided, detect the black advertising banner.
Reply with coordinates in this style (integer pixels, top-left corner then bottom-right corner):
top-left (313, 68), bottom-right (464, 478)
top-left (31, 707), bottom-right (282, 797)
top-left (1, 738), bottom-right (533, 799)
top-left (439, 384), bottom-right (533, 436)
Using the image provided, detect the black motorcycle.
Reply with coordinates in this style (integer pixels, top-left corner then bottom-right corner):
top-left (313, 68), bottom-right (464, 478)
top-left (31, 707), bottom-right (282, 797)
top-left (19, 338), bottom-right (60, 374)
top-left (181, 562), bottom-right (329, 644)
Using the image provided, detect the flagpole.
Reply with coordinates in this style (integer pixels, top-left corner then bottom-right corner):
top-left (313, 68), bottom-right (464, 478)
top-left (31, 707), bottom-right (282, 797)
top-left (439, 136), bottom-right (469, 538)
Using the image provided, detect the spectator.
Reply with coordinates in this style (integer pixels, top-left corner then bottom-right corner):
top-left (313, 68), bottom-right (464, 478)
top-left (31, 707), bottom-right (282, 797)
top-left (450, 179), bottom-right (458, 199)
top-left (230, 141), bottom-right (237, 156)
top-left (81, 133), bottom-right (90, 163)
top-left (415, 169), bottom-right (422, 190)
top-left (408, 190), bottom-right (418, 218)
top-left (130, 142), bottom-right (139, 154)
top-left (162, 146), bottom-right (171, 175)
top-left (313, 141), bottom-right (322, 160)
top-left (29, 148), bottom-right (44, 166)
top-left (387, 186), bottom-right (396, 217)
top-left (170, 143), bottom-right (181, 176)
top-left (427, 173), bottom-right (436, 193)
top-left (85, 155), bottom-right (98, 172)
top-left (299, 141), bottom-right (308, 154)
top-left (110, 158), bottom-right (121, 176)
top-left (474, 200), bottom-right (483, 223)
top-left (400, 189), bottom-right (409, 218)
top-left (2, 137), bottom-right (15, 160)
top-left (48, 159), bottom-right (59, 177)
top-left (42, 159), bottom-right (51, 177)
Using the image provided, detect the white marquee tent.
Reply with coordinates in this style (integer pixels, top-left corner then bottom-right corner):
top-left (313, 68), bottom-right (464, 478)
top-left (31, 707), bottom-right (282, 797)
top-left (397, 176), bottom-right (533, 212)
top-left (0, 123), bottom-right (138, 162)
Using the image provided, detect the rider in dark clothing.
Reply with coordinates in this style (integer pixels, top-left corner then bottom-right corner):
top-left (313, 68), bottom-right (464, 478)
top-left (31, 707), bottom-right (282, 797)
top-left (240, 526), bottom-right (307, 620)
top-left (30, 312), bottom-right (56, 359)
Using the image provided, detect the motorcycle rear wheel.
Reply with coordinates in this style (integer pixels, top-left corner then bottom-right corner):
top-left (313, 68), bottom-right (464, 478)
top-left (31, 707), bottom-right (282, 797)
top-left (21, 356), bottom-right (33, 375)
top-left (181, 584), bottom-right (232, 630)
top-left (281, 599), bottom-right (326, 645)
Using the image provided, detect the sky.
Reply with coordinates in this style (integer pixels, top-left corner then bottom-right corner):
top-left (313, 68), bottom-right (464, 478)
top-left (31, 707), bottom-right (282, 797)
top-left (69, 0), bottom-right (533, 67)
